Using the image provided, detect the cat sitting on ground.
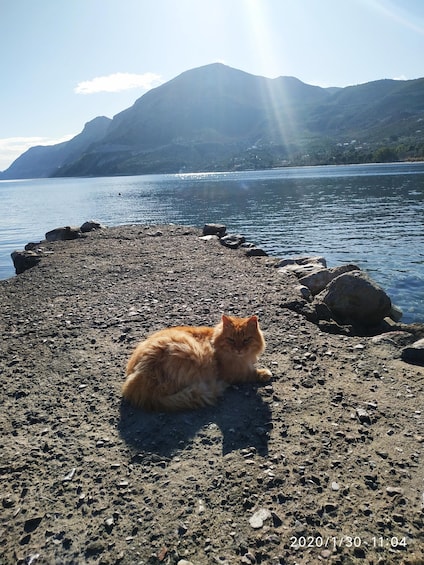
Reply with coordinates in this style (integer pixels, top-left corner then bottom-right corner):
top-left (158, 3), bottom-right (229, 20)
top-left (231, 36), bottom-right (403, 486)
top-left (122, 314), bottom-right (272, 411)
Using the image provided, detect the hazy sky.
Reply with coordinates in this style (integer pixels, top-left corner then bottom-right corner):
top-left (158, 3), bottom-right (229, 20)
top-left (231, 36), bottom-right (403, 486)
top-left (1, 0), bottom-right (423, 170)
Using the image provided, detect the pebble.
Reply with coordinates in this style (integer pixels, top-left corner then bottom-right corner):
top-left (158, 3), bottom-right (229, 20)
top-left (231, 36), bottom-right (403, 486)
top-left (62, 468), bottom-right (76, 482)
top-left (356, 408), bottom-right (372, 424)
top-left (249, 508), bottom-right (271, 529)
top-left (331, 481), bottom-right (340, 491)
top-left (386, 486), bottom-right (404, 496)
top-left (24, 516), bottom-right (43, 533)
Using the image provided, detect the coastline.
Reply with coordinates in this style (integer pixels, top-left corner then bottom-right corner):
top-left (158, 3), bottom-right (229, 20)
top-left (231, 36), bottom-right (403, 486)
top-left (1, 224), bottom-right (423, 564)
top-left (1, 162), bottom-right (423, 326)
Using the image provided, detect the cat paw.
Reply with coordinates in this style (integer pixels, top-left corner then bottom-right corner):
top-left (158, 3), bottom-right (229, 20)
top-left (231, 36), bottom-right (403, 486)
top-left (257, 368), bottom-right (272, 382)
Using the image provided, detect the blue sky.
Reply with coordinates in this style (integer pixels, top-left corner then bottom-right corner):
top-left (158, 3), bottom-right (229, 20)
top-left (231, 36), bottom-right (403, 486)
top-left (1, 0), bottom-right (423, 170)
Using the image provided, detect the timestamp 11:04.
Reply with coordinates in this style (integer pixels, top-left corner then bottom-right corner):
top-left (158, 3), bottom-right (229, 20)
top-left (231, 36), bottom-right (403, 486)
top-left (372, 537), bottom-right (407, 548)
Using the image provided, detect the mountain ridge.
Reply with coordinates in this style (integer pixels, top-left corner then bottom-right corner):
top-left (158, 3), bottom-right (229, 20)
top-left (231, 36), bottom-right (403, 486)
top-left (2, 63), bottom-right (423, 179)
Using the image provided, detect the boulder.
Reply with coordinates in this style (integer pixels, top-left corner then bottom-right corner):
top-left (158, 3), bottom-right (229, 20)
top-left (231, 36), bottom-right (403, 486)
top-left (275, 256), bottom-right (327, 269)
top-left (401, 338), bottom-right (424, 364)
top-left (299, 264), bottom-right (359, 296)
top-left (24, 242), bottom-right (44, 251)
top-left (203, 223), bottom-right (227, 237)
top-left (245, 247), bottom-right (268, 257)
top-left (11, 250), bottom-right (42, 275)
top-left (80, 220), bottom-right (105, 233)
top-left (276, 256), bottom-right (328, 280)
top-left (199, 235), bottom-right (219, 242)
top-left (45, 226), bottom-right (81, 242)
top-left (318, 270), bottom-right (392, 326)
top-left (219, 234), bottom-right (246, 249)
top-left (389, 304), bottom-right (403, 322)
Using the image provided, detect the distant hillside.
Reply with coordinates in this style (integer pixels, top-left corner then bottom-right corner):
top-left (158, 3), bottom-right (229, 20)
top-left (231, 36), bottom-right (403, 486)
top-left (2, 63), bottom-right (423, 179)
top-left (1, 116), bottom-right (111, 179)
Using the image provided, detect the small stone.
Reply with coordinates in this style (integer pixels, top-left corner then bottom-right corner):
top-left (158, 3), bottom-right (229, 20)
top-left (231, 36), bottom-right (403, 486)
top-left (249, 508), bottom-right (271, 529)
top-left (24, 554), bottom-right (40, 565)
top-left (331, 481), bottom-right (340, 491)
top-left (2, 495), bottom-right (16, 508)
top-left (271, 511), bottom-right (283, 527)
top-left (386, 486), bottom-right (404, 496)
top-left (356, 408), bottom-right (372, 424)
top-left (62, 468), bottom-right (76, 482)
top-left (392, 513), bottom-right (405, 524)
top-left (353, 547), bottom-right (366, 558)
top-left (177, 560), bottom-right (194, 565)
top-left (177, 523), bottom-right (188, 536)
top-left (24, 516), bottom-right (43, 533)
top-left (297, 285), bottom-right (311, 299)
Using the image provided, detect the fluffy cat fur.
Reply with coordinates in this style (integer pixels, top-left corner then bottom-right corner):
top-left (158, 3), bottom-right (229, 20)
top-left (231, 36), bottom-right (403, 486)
top-left (122, 314), bottom-right (271, 411)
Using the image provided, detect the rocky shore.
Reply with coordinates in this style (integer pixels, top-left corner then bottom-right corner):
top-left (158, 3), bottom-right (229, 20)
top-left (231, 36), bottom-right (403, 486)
top-left (1, 223), bottom-right (423, 564)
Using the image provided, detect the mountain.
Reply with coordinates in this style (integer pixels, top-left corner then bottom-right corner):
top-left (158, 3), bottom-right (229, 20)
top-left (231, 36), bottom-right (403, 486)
top-left (2, 63), bottom-right (424, 178)
top-left (0, 116), bottom-right (111, 179)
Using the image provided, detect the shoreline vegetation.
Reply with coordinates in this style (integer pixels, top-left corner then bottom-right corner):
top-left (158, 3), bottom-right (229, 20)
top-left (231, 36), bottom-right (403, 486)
top-left (1, 223), bottom-right (423, 564)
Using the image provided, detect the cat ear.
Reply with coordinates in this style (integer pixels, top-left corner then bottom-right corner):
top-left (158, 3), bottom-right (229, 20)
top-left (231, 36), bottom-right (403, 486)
top-left (221, 314), bottom-right (233, 327)
top-left (247, 315), bottom-right (258, 328)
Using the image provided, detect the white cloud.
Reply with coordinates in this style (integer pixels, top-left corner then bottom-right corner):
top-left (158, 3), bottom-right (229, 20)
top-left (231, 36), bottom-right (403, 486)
top-left (74, 72), bottom-right (162, 94)
top-left (0, 134), bottom-right (75, 171)
top-left (393, 74), bottom-right (407, 81)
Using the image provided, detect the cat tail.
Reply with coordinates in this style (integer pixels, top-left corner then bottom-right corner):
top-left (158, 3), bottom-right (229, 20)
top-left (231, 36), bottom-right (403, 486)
top-left (122, 371), bottom-right (227, 412)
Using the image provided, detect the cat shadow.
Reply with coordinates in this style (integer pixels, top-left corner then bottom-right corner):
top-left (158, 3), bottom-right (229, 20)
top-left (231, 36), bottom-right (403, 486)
top-left (118, 384), bottom-right (272, 461)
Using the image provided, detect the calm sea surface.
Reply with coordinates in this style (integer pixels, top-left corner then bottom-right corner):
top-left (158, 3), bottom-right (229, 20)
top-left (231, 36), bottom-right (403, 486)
top-left (1, 163), bottom-right (423, 323)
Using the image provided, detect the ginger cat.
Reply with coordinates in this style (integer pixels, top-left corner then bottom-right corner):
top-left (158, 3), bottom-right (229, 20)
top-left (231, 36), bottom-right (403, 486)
top-left (122, 314), bottom-right (271, 411)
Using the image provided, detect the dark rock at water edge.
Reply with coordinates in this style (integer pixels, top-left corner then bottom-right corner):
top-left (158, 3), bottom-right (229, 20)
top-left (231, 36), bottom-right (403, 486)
top-left (319, 270), bottom-right (392, 327)
top-left (202, 223), bottom-right (268, 256)
top-left (80, 220), bottom-right (106, 233)
top-left (299, 264), bottom-right (360, 296)
top-left (45, 226), bottom-right (82, 242)
top-left (276, 256), bottom-right (398, 332)
top-left (11, 220), bottom-right (105, 275)
top-left (401, 338), bottom-right (424, 364)
top-left (11, 250), bottom-right (43, 275)
top-left (203, 223), bottom-right (227, 237)
top-left (9, 219), bottom-right (422, 349)
top-left (220, 233), bottom-right (246, 249)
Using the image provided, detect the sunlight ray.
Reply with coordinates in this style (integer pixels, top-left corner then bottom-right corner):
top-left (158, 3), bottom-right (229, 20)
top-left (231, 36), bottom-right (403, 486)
top-left (244, 0), bottom-right (300, 159)
top-left (362, 0), bottom-right (424, 36)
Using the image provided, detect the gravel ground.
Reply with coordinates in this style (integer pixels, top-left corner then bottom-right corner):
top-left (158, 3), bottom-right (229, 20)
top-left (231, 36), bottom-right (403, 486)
top-left (0, 224), bottom-right (423, 565)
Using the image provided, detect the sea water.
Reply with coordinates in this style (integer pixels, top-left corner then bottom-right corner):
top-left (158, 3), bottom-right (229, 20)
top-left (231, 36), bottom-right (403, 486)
top-left (1, 162), bottom-right (423, 323)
